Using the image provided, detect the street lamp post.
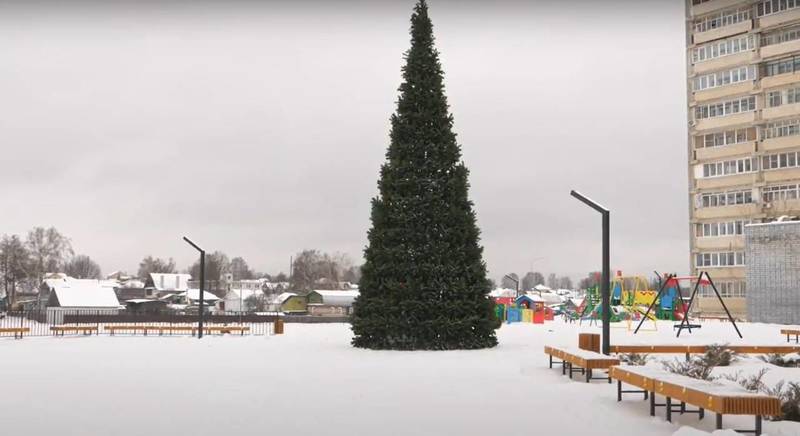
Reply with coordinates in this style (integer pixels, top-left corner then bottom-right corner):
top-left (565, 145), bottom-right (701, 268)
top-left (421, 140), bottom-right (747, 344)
top-left (570, 190), bottom-right (611, 355)
top-left (503, 274), bottom-right (520, 299)
top-left (183, 236), bottom-right (206, 339)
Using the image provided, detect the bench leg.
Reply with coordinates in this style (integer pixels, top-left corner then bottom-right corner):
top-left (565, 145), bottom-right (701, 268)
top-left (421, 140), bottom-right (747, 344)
top-left (681, 401), bottom-right (686, 414)
top-left (561, 360), bottom-right (566, 375)
top-left (649, 392), bottom-right (655, 416)
top-left (568, 363), bottom-right (573, 379)
top-left (617, 380), bottom-right (622, 402)
top-left (644, 390), bottom-right (648, 401)
top-left (586, 369), bottom-right (591, 383)
top-left (666, 397), bottom-right (672, 422)
top-left (716, 413), bottom-right (722, 430)
top-left (699, 407), bottom-right (704, 420)
top-left (755, 415), bottom-right (762, 436)
top-left (549, 355), bottom-right (552, 369)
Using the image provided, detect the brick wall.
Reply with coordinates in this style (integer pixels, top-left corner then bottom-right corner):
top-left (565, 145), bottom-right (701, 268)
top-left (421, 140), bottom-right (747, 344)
top-left (745, 221), bottom-right (800, 324)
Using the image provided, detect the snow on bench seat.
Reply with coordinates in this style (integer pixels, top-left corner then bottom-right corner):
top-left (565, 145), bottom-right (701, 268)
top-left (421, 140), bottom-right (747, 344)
top-left (610, 344), bottom-right (800, 355)
top-left (544, 345), bottom-right (620, 369)
top-left (610, 365), bottom-right (781, 416)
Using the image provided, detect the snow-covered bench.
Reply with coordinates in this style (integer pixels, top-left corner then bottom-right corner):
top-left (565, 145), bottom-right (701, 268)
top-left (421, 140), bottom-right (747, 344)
top-left (781, 329), bottom-right (800, 343)
top-left (610, 344), bottom-right (800, 361)
top-left (51, 325), bottom-right (99, 336)
top-left (609, 365), bottom-right (780, 436)
top-left (0, 327), bottom-right (29, 339)
top-left (544, 345), bottom-right (620, 383)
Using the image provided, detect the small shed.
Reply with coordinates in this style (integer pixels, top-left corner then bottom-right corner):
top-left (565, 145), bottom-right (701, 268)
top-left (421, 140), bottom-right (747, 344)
top-left (46, 280), bottom-right (121, 324)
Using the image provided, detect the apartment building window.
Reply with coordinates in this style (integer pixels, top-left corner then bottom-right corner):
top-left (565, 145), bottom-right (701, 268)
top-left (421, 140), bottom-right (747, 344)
top-left (695, 220), bottom-right (750, 237)
top-left (767, 86), bottom-right (800, 107)
top-left (762, 55), bottom-right (800, 77)
top-left (693, 35), bottom-right (755, 63)
top-left (695, 96), bottom-right (756, 120)
top-left (696, 127), bottom-right (755, 149)
top-left (694, 7), bottom-right (751, 33)
top-left (697, 189), bottom-right (754, 208)
top-left (702, 157), bottom-right (755, 177)
top-left (762, 183), bottom-right (800, 201)
top-left (757, 0), bottom-right (800, 17)
top-left (762, 24), bottom-right (800, 46)
top-left (695, 251), bottom-right (746, 267)
top-left (692, 0), bottom-right (711, 4)
top-left (693, 66), bottom-right (755, 91)
top-left (763, 151), bottom-right (800, 170)
top-left (701, 281), bottom-right (746, 297)
top-left (762, 118), bottom-right (800, 138)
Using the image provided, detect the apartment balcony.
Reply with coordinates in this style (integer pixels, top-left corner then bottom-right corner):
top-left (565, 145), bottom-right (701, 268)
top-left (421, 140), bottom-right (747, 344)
top-left (693, 266), bottom-right (745, 280)
top-left (692, 0), bottom-right (748, 17)
top-left (761, 71), bottom-right (800, 90)
top-left (694, 111), bottom-right (756, 131)
top-left (695, 173), bottom-right (758, 190)
top-left (764, 167), bottom-right (800, 183)
top-left (694, 235), bottom-right (745, 250)
top-left (763, 102), bottom-right (800, 120)
top-left (694, 20), bottom-right (752, 45)
top-left (759, 8), bottom-right (800, 29)
top-left (761, 39), bottom-right (800, 60)
top-left (694, 203), bottom-right (759, 219)
top-left (695, 296), bottom-right (746, 318)
top-left (695, 141), bottom-right (756, 161)
top-left (761, 135), bottom-right (800, 152)
top-left (764, 198), bottom-right (800, 214)
top-left (693, 81), bottom-right (755, 103)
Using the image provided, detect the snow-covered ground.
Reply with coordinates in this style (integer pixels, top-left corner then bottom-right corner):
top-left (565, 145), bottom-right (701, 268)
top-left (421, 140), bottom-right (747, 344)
top-left (2, 320), bottom-right (800, 436)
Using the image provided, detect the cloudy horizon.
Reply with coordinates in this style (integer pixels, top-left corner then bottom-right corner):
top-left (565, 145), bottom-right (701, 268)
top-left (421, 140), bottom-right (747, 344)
top-left (0, 0), bottom-right (688, 284)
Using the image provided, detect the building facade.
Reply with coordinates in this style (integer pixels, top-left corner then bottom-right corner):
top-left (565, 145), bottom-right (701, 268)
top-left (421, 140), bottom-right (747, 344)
top-left (745, 221), bottom-right (800, 323)
top-left (687, 0), bottom-right (800, 318)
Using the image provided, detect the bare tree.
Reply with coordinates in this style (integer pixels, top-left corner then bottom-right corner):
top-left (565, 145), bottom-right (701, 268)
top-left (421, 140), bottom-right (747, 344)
top-left (290, 250), bottom-right (353, 292)
top-left (189, 251), bottom-right (230, 282)
top-left (557, 276), bottom-right (573, 290)
top-left (137, 256), bottom-right (176, 279)
top-left (230, 257), bottom-right (254, 280)
top-left (1, 234), bottom-right (31, 305)
top-left (546, 273), bottom-right (559, 289)
top-left (64, 255), bottom-right (102, 279)
top-left (578, 272), bottom-right (601, 290)
top-left (521, 272), bottom-right (544, 291)
top-left (26, 227), bottom-right (73, 282)
top-left (244, 293), bottom-right (266, 312)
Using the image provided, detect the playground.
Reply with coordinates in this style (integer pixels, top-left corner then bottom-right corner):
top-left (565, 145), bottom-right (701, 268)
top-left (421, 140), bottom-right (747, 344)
top-left (2, 321), bottom-right (799, 436)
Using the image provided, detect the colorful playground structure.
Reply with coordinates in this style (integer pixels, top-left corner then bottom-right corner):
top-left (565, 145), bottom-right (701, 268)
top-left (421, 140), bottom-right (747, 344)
top-left (494, 295), bottom-right (555, 324)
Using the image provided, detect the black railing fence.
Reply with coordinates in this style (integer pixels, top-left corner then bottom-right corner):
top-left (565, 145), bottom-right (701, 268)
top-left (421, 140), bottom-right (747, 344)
top-left (0, 309), bottom-right (279, 338)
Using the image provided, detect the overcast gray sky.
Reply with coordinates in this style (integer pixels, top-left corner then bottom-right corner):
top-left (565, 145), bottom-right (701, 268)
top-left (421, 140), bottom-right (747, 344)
top-left (0, 0), bottom-right (688, 283)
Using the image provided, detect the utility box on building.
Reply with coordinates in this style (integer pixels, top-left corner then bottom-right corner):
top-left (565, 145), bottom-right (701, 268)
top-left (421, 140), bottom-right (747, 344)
top-left (745, 221), bottom-right (800, 324)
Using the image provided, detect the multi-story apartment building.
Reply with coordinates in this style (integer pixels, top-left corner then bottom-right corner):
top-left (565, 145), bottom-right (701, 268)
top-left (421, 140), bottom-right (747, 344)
top-left (687, 0), bottom-right (800, 319)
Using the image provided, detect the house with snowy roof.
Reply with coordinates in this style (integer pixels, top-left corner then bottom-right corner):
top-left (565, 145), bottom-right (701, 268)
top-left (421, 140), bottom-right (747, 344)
top-left (222, 287), bottom-right (266, 312)
top-left (306, 290), bottom-right (359, 316)
top-left (42, 277), bottom-right (121, 324)
top-left (145, 273), bottom-right (192, 298)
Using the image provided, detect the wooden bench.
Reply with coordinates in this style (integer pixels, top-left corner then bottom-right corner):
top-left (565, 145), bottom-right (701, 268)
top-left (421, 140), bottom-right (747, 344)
top-left (544, 345), bottom-right (620, 383)
top-left (51, 326), bottom-right (99, 336)
top-left (0, 327), bottom-right (30, 339)
top-left (781, 329), bottom-right (800, 343)
top-left (205, 326), bottom-right (250, 335)
top-left (610, 365), bottom-right (780, 436)
top-left (610, 344), bottom-right (800, 361)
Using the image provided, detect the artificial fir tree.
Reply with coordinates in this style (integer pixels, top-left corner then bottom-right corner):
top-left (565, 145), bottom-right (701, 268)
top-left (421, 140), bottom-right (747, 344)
top-left (350, 0), bottom-right (498, 350)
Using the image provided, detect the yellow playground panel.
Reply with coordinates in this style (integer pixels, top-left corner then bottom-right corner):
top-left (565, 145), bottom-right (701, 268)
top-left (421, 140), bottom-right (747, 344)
top-left (611, 274), bottom-right (658, 331)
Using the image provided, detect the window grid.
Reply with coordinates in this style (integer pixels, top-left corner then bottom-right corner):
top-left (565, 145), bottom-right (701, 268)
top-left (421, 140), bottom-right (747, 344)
top-left (695, 96), bottom-right (756, 120)
top-left (702, 158), bottom-right (755, 178)
top-left (695, 252), bottom-right (746, 268)
top-left (762, 184), bottom-right (800, 202)
top-left (694, 66), bottom-right (755, 91)
top-left (693, 35), bottom-right (755, 63)
top-left (762, 25), bottom-right (800, 46)
top-left (700, 281), bottom-right (746, 298)
top-left (757, 0), bottom-right (800, 17)
top-left (767, 86), bottom-right (800, 107)
top-left (695, 220), bottom-right (750, 238)
top-left (697, 189), bottom-right (754, 208)
top-left (762, 151), bottom-right (800, 170)
top-left (696, 128), bottom-right (755, 149)
top-left (762, 118), bottom-right (800, 139)
top-left (762, 55), bottom-right (800, 77)
top-left (694, 7), bottom-right (751, 33)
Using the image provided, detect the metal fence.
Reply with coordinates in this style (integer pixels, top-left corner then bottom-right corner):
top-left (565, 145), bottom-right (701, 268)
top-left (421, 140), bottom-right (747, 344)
top-left (0, 309), bottom-right (279, 338)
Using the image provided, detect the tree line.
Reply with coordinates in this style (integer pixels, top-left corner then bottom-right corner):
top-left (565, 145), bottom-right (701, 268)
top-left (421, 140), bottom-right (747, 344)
top-left (499, 271), bottom-right (574, 291)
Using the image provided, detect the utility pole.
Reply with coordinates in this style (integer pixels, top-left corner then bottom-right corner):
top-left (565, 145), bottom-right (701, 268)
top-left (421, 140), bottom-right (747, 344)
top-left (570, 190), bottom-right (611, 355)
top-left (183, 236), bottom-right (206, 339)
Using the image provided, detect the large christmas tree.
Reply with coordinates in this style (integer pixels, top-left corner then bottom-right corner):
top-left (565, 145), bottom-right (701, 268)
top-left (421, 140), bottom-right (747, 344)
top-left (351, 0), bottom-right (498, 350)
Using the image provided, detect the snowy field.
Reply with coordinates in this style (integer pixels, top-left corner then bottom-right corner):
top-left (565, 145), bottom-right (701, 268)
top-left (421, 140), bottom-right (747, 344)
top-left (3, 320), bottom-right (800, 436)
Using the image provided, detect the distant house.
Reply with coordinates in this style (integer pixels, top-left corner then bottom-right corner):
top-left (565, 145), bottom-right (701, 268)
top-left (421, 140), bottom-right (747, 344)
top-left (125, 299), bottom-right (168, 313)
top-left (145, 273), bottom-right (192, 298)
top-left (106, 271), bottom-right (133, 281)
top-left (306, 290), bottom-right (359, 316)
top-left (44, 277), bottom-right (121, 324)
top-left (159, 289), bottom-right (220, 310)
top-left (269, 292), bottom-right (307, 314)
top-left (222, 288), bottom-right (265, 312)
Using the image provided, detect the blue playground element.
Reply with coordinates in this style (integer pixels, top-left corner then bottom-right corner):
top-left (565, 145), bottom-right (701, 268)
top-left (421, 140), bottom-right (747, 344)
top-left (506, 307), bottom-right (521, 323)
